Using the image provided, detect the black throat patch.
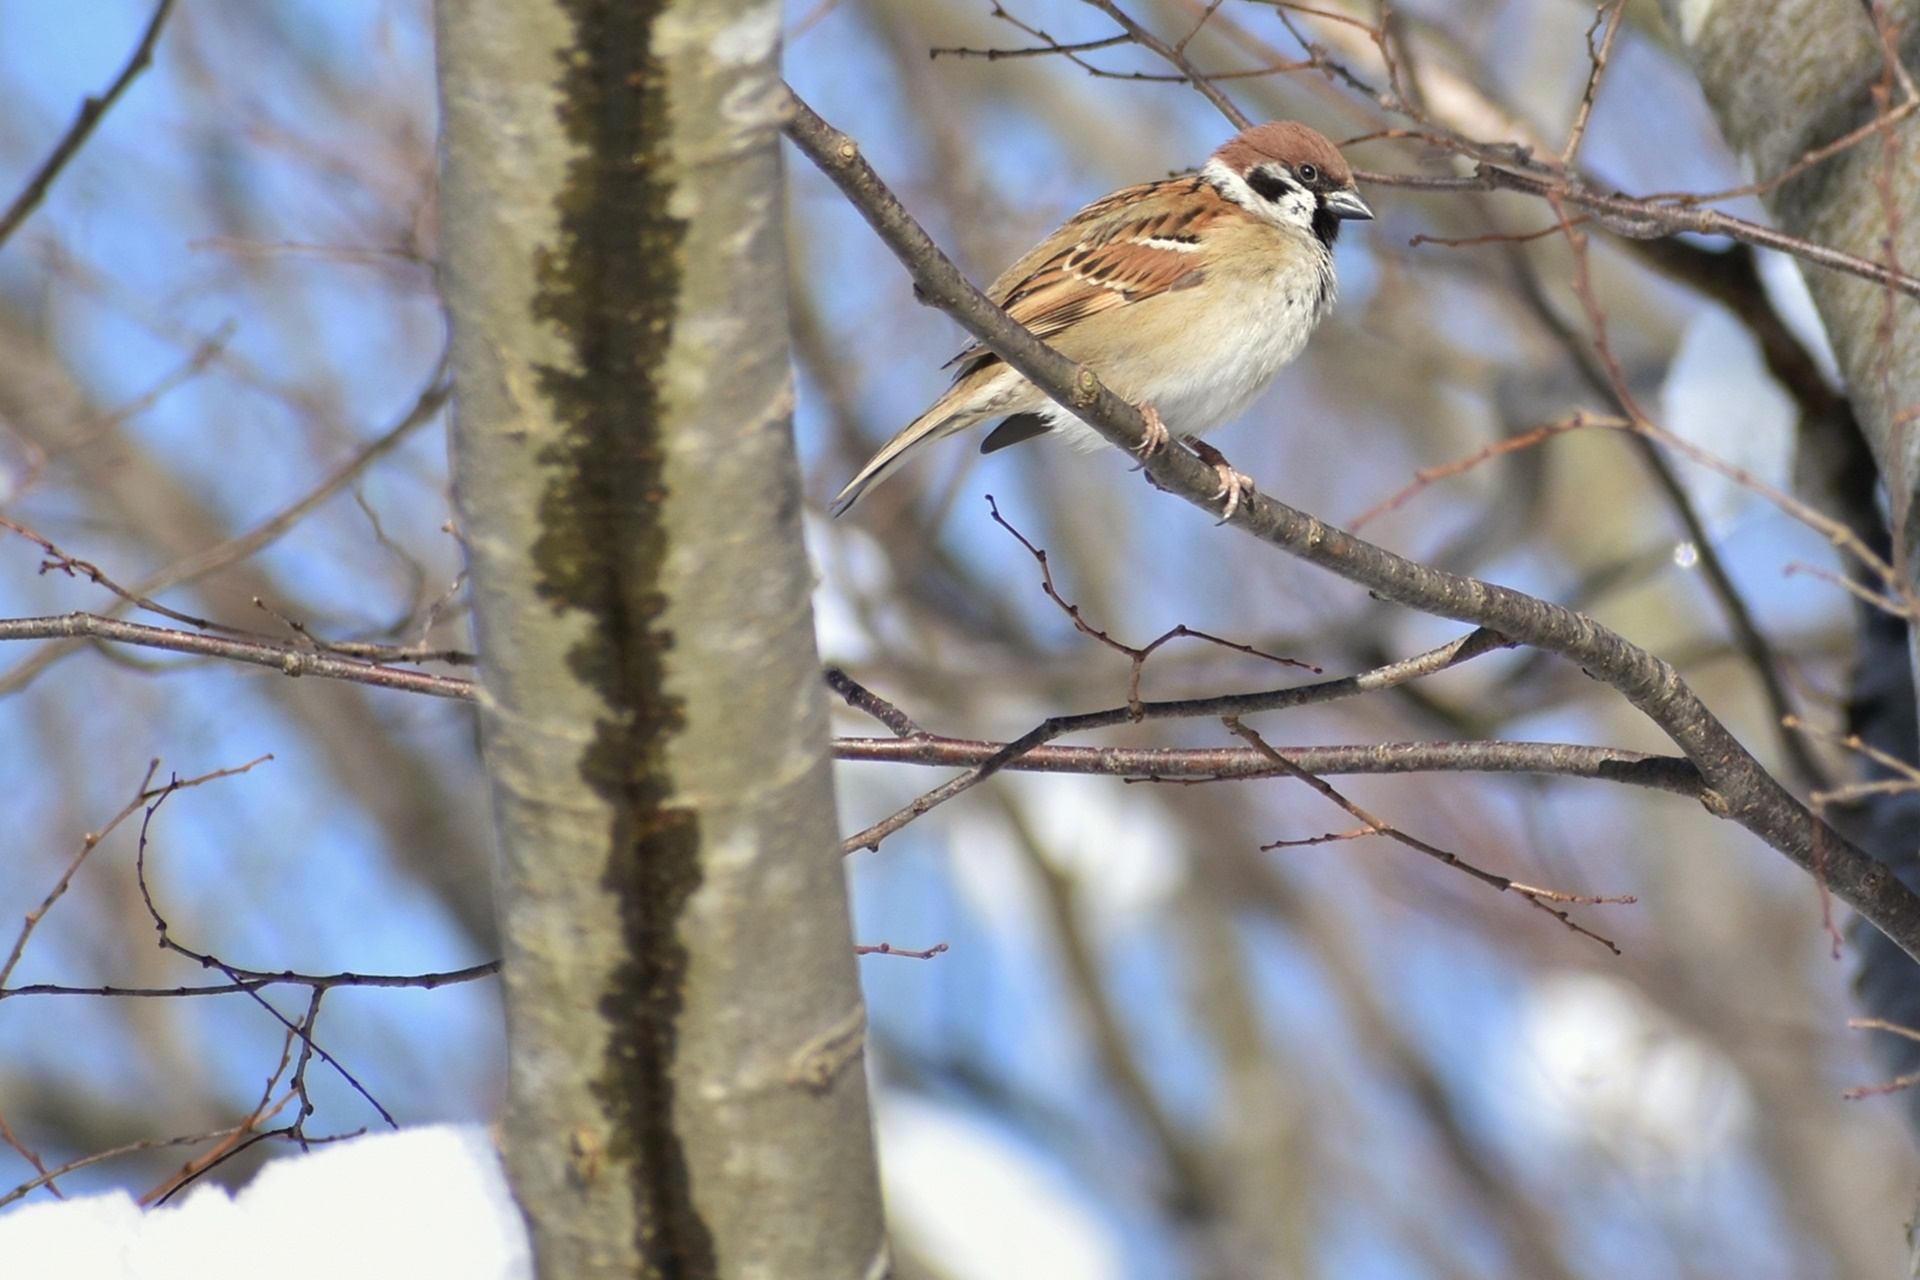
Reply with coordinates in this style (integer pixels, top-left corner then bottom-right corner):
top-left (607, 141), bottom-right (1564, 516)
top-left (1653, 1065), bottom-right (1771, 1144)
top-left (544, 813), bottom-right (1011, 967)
top-left (1312, 204), bottom-right (1342, 249)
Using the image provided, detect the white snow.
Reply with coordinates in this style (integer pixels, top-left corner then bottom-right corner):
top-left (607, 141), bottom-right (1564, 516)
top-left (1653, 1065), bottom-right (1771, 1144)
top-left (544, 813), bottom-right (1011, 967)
top-left (877, 1092), bottom-right (1123, 1280)
top-left (0, 1125), bottom-right (530, 1280)
top-left (1503, 970), bottom-right (1751, 1175)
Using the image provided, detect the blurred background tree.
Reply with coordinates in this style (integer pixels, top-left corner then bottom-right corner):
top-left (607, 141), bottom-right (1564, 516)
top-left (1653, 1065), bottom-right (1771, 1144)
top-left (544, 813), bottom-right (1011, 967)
top-left (0, 1), bottom-right (1917, 1278)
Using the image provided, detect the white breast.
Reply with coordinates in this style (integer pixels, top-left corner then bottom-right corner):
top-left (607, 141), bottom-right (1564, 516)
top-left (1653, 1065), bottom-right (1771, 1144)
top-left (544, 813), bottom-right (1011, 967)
top-left (1040, 240), bottom-right (1336, 452)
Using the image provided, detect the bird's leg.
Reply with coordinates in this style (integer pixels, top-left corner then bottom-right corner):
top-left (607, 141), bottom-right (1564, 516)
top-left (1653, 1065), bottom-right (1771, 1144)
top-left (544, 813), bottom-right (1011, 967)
top-left (1182, 435), bottom-right (1255, 522)
top-left (1134, 403), bottom-right (1171, 458)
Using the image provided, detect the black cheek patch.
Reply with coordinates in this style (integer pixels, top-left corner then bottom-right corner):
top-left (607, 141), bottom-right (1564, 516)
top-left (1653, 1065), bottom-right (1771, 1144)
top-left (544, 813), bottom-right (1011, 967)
top-left (1246, 167), bottom-right (1291, 203)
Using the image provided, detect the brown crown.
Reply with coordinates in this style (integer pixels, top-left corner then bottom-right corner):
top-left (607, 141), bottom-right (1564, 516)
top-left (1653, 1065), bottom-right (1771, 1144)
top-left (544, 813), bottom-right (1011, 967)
top-left (1213, 122), bottom-right (1353, 187)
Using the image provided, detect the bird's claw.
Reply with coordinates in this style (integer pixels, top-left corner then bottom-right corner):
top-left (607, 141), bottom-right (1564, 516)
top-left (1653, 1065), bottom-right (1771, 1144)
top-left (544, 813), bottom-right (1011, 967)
top-left (1183, 435), bottom-right (1254, 523)
top-left (1134, 404), bottom-right (1170, 459)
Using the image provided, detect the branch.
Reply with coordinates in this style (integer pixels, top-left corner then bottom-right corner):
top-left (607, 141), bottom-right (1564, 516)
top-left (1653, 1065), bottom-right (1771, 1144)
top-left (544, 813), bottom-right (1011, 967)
top-left (0, 368), bottom-right (455, 698)
top-left (0, 1124), bottom-right (257, 1212)
top-left (1357, 163), bottom-right (1920, 301)
top-left (782, 89), bottom-right (1920, 964)
top-left (1226, 718), bottom-right (1631, 954)
top-left (0, 756), bottom-right (267, 990)
top-left (134, 780), bottom-right (396, 1131)
top-left (1, 962), bottom-right (499, 1001)
top-left (835, 734), bottom-right (1706, 795)
top-left (1494, 240), bottom-right (1836, 794)
top-left (1078, 0), bottom-right (1252, 127)
top-left (1077, 0), bottom-right (1920, 299)
top-left (0, 613), bottom-right (477, 700)
top-left (830, 630), bottom-right (1514, 852)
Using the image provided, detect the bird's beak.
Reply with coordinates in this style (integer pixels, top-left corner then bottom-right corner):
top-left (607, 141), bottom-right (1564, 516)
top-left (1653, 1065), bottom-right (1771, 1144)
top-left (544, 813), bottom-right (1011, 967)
top-left (1324, 188), bottom-right (1373, 221)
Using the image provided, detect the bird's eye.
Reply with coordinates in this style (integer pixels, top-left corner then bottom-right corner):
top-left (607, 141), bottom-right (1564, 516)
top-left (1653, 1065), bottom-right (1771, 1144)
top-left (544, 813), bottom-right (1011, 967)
top-left (1297, 163), bottom-right (1319, 184)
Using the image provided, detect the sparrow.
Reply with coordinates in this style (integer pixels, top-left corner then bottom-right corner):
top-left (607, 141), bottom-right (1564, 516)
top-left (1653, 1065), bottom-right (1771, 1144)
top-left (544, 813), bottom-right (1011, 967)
top-left (828, 121), bottom-right (1372, 517)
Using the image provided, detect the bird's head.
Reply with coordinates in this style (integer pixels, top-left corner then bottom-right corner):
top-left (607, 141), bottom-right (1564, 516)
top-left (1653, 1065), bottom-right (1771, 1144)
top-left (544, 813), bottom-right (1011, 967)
top-left (1209, 122), bottom-right (1373, 247)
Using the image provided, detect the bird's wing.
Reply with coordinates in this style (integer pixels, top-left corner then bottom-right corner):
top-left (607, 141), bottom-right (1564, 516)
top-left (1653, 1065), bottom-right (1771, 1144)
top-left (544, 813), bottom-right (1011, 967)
top-left (944, 176), bottom-right (1232, 376)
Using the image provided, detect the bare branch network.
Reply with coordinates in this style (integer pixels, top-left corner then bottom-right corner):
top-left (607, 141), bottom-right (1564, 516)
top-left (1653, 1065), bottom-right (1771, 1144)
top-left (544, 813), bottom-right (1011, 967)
top-left (2, 1), bottom-right (1914, 963)
top-left (5, 0), bottom-right (1920, 1232)
top-left (0, 758), bottom-right (498, 1207)
top-left (776, 5), bottom-right (1920, 962)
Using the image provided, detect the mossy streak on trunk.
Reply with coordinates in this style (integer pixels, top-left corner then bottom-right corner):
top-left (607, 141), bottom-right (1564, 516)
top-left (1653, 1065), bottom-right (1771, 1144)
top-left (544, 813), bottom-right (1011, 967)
top-left (529, 2), bottom-right (714, 1274)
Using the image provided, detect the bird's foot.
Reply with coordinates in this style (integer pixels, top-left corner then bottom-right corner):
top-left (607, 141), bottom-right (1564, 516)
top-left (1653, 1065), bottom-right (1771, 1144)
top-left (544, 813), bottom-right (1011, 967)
top-left (1183, 435), bottom-right (1254, 523)
top-left (1133, 404), bottom-right (1171, 459)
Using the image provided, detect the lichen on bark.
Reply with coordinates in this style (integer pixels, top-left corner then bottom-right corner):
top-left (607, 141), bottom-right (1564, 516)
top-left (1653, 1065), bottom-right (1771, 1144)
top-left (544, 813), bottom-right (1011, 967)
top-left (528, 1), bottom-right (715, 1272)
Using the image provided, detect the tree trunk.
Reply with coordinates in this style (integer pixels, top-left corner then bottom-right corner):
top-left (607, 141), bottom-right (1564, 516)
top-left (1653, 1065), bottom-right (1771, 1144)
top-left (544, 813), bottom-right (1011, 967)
top-left (1657, 0), bottom-right (1920, 1141)
top-left (1657, 0), bottom-right (1920, 621)
top-left (433, 1), bottom-right (887, 1275)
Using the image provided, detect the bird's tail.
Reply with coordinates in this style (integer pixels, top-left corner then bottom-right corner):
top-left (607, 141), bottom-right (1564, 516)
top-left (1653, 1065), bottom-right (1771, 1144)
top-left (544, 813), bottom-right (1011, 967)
top-left (828, 403), bottom-right (979, 516)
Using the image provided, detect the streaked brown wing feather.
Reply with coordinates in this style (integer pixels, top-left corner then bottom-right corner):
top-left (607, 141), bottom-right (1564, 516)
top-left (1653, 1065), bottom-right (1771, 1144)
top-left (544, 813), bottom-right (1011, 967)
top-left (945, 176), bottom-right (1227, 377)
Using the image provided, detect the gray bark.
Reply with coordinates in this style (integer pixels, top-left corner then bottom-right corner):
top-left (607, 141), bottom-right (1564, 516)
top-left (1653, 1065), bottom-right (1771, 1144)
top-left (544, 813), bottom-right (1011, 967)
top-left (1657, 0), bottom-right (1920, 603)
top-left (1656, 0), bottom-right (1920, 1138)
top-left (434, 0), bottom-right (887, 1275)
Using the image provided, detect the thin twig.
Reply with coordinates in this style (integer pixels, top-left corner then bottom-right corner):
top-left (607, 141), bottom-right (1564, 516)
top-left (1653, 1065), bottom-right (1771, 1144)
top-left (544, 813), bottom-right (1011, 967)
top-left (824, 667), bottom-right (928, 737)
top-left (1560, 0), bottom-right (1628, 166)
top-left (1359, 163), bottom-right (1920, 300)
top-left (837, 630), bottom-right (1514, 853)
top-left (0, 1112), bottom-right (58, 1199)
top-left (1080, 0), bottom-right (1252, 127)
top-left (0, 1125), bottom-right (248, 1211)
top-left (1351, 413), bottom-right (1619, 528)
top-left (932, 34), bottom-right (1133, 61)
top-left (2, 961), bottom-right (500, 1001)
top-left (0, 613), bottom-right (477, 700)
top-left (835, 733), bottom-right (1707, 795)
top-left (854, 941), bottom-right (950, 959)
top-left (134, 782), bottom-right (398, 1130)
top-left (0, 757), bottom-right (267, 990)
top-left (987, 495), bottom-right (1315, 711)
top-left (0, 370), bottom-right (455, 697)
top-left (143, 1042), bottom-right (300, 1206)
top-left (1226, 719), bottom-right (1630, 952)
top-left (0, 0), bottom-right (177, 250)
top-left (1844, 1020), bottom-right (1920, 1097)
